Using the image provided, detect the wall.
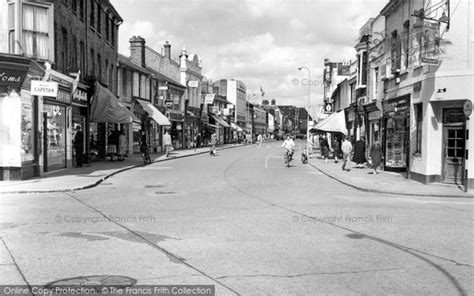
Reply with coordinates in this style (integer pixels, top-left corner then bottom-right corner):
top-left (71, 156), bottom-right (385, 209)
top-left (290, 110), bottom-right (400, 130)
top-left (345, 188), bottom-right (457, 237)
top-left (0, 1), bottom-right (7, 53)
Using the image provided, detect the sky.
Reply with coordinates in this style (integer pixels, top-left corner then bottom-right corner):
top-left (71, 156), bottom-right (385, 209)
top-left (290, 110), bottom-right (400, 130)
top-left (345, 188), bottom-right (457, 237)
top-left (110, 0), bottom-right (388, 111)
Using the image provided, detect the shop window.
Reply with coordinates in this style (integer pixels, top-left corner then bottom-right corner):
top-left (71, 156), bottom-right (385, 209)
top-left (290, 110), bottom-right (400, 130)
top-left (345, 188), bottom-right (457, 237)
top-left (21, 92), bottom-right (35, 163)
top-left (414, 103), bottom-right (422, 154)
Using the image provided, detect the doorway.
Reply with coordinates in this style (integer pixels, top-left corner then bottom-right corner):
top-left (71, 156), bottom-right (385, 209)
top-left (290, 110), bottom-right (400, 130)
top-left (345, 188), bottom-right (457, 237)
top-left (442, 124), bottom-right (465, 184)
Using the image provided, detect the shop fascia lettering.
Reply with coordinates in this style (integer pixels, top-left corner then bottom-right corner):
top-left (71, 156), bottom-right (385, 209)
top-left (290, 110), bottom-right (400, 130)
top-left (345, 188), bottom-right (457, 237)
top-left (0, 72), bottom-right (22, 83)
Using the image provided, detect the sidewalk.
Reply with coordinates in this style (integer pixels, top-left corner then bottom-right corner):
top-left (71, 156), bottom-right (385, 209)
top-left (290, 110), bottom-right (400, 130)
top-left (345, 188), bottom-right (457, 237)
top-left (0, 144), bottom-right (243, 194)
top-left (307, 153), bottom-right (474, 198)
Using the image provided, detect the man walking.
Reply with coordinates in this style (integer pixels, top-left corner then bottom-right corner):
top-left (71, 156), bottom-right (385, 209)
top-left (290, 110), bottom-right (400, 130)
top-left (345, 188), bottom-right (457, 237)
top-left (210, 133), bottom-right (218, 156)
top-left (341, 136), bottom-right (353, 171)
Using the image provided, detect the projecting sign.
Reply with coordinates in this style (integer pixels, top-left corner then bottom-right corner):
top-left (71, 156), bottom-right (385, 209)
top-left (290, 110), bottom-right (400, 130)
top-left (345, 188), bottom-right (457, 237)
top-left (31, 81), bottom-right (58, 97)
top-left (463, 99), bottom-right (472, 117)
top-left (204, 94), bottom-right (215, 104)
top-left (158, 86), bottom-right (168, 90)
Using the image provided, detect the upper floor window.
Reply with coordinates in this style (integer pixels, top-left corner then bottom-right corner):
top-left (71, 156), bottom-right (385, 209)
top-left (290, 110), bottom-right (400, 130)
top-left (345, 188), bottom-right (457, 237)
top-left (79, 41), bottom-right (86, 74)
top-left (391, 30), bottom-right (401, 73)
top-left (111, 23), bottom-right (116, 47)
top-left (97, 5), bottom-right (101, 35)
top-left (89, 0), bottom-right (95, 28)
top-left (61, 28), bottom-right (68, 72)
top-left (97, 54), bottom-right (102, 81)
top-left (71, 35), bottom-right (77, 70)
top-left (19, 3), bottom-right (51, 60)
top-left (402, 20), bottom-right (410, 70)
top-left (79, 0), bottom-right (84, 19)
top-left (357, 51), bottom-right (368, 87)
top-left (72, 0), bottom-right (77, 14)
top-left (90, 48), bottom-right (95, 76)
top-left (105, 16), bottom-right (110, 42)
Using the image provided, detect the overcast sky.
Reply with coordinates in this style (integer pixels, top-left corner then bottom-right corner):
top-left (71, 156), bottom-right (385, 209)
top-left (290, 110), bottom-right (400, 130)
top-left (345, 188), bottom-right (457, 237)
top-left (111, 0), bottom-right (388, 111)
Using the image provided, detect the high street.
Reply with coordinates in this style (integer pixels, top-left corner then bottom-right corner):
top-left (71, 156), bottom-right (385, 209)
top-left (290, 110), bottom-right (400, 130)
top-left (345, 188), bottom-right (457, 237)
top-left (0, 140), bottom-right (472, 295)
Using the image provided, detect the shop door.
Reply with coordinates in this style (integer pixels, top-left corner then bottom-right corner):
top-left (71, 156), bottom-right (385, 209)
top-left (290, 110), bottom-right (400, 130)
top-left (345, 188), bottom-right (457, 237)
top-left (43, 112), bottom-right (48, 172)
top-left (442, 125), bottom-right (465, 184)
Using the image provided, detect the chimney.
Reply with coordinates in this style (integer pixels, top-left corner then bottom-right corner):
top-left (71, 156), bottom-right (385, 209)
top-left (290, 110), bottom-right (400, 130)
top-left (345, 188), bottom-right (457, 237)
top-left (164, 41), bottom-right (171, 59)
top-left (129, 36), bottom-right (146, 67)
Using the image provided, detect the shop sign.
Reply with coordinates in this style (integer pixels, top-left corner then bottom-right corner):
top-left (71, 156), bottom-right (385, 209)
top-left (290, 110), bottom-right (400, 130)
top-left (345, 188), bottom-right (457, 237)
top-left (188, 81), bottom-right (199, 88)
top-left (31, 81), bottom-right (58, 97)
top-left (383, 97), bottom-right (409, 113)
top-left (45, 88), bottom-right (71, 104)
top-left (0, 69), bottom-right (27, 89)
top-left (72, 89), bottom-right (88, 106)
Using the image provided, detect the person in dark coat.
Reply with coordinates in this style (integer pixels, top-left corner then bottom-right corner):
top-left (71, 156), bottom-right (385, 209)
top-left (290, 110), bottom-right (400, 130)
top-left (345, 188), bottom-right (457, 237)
top-left (331, 134), bottom-right (341, 163)
top-left (319, 135), bottom-right (330, 163)
top-left (369, 139), bottom-right (383, 174)
top-left (73, 125), bottom-right (84, 167)
top-left (353, 137), bottom-right (367, 168)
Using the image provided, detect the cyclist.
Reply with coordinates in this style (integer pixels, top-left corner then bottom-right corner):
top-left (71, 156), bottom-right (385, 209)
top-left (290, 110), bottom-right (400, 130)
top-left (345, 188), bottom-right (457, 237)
top-left (281, 136), bottom-right (295, 163)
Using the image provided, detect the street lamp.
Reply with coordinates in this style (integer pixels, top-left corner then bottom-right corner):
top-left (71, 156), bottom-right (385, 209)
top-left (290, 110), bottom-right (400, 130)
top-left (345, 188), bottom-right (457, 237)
top-left (298, 66), bottom-right (311, 160)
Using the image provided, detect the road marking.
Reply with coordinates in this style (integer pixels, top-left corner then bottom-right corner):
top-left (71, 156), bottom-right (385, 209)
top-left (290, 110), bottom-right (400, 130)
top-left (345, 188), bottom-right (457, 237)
top-left (265, 154), bottom-right (282, 168)
top-left (137, 166), bottom-right (173, 170)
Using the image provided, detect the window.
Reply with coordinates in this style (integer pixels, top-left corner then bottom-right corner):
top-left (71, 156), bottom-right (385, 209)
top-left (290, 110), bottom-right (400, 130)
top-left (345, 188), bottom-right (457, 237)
top-left (79, 0), bottom-right (84, 19)
top-left (105, 16), bottom-right (110, 42)
top-left (373, 67), bottom-right (379, 97)
top-left (350, 83), bottom-right (356, 104)
top-left (72, 0), bottom-right (77, 14)
top-left (357, 51), bottom-right (368, 87)
top-left (391, 30), bottom-right (401, 73)
top-left (61, 28), bottom-right (68, 72)
top-left (111, 23), bottom-right (116, 47)
top-left (71, 35), bottom-right (77, 70)
top-left (90, 48), bottom-right (95, 76)
top-left (22, 3), bottom-right (50, 59)
top-left (97, 5), bottom-right (101, 35)
top-left (89, 0), bottom-right (95, 28)
top-left (403, 21), bottom-right (410, 70)
top-left (415, 103), bottom-right (423, 154)
top-left (79, 41), bottom-right (86, 74)
top-left (8, 3), bottom-right (15, 53)
top-left (97, 54), bottom-right (102, 81)
top-left (105, 59), bottom-right (109, 85)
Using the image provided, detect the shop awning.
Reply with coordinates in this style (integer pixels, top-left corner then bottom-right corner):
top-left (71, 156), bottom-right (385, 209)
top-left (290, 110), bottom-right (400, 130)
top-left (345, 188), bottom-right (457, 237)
top-left (231, 123), bottom-right (244, 132)
top-left (91, 83), bottom-right (138, 123)
top-left (204, 122), bottom-right (219, 129)
top-left (210, 114), bottom-right (230, 127)
top-left (136, 99), bottom-right (171, 126)
top-left (310, 110), bottom-right (347, 135)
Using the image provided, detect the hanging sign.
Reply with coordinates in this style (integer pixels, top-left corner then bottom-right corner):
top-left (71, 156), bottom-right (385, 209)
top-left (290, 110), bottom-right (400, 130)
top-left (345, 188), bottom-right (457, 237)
top-left (31, 81), bottom-right (58, 97)
top-left (463, 99), bottom-right (472, 118)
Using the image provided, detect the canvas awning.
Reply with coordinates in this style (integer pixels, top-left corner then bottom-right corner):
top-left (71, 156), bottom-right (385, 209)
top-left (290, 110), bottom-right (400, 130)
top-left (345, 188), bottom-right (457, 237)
top-left (231, 123), bottom-right (244, 132)
top-left (310, 110), bottom-right (347, 135)
top-left (136, 99), bottom-right (171, 126)
top-left (210, 114), bottom-right (230, 127)
top-left (91, 83), bottom-right (138, 123)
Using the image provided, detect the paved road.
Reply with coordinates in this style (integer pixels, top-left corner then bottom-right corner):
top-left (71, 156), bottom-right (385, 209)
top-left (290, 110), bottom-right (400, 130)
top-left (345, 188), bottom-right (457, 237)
top-left (0, 140), bottom-right (472, 295)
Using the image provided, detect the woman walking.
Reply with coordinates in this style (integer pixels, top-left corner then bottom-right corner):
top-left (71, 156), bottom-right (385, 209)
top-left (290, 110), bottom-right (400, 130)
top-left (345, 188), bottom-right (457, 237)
top-left (353, 137), bottom-right (367, 168)
top-left (369, 139), bottom-right (383, 174)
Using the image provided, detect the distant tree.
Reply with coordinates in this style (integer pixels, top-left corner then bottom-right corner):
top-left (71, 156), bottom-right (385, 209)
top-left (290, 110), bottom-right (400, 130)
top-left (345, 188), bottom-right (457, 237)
top-left (262, 99), bottom-right (269, 106)
top-left (271, 99), bottom-right (276, 105)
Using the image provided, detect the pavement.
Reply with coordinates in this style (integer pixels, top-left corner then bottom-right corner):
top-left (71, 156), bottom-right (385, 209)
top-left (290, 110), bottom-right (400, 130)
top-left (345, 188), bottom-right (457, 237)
top-left (0, 143), bottom-right (244, 194)
top-left (1, 141), bottom-right (473, 197)
top-left (307, 151), bottom-right (474, 198)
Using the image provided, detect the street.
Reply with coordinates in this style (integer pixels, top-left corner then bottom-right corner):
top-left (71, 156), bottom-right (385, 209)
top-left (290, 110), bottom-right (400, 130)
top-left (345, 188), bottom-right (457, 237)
top-left (0, 141), bottom-right (473, 295)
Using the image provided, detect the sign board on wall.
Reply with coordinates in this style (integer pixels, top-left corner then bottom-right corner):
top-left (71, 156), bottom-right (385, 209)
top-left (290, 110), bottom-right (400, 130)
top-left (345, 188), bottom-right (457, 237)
top-left (188, 81), bottom-right (199, 88)
top-left (31, 81), bottom-right (58, 97)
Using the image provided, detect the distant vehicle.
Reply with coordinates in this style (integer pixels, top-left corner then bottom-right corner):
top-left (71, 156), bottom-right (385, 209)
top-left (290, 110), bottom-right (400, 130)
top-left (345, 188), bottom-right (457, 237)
top-left (295, 133), bottom-right (306, 139)
top-left (275, 131), bottom-right (285, 140)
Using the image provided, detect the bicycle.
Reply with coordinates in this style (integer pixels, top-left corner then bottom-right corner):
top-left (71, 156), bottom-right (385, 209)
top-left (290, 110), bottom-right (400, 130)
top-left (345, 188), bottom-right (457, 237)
top-left (284, 149), bottom-right (293, 167)
top-left (140, 144), bottom-right (151, 164)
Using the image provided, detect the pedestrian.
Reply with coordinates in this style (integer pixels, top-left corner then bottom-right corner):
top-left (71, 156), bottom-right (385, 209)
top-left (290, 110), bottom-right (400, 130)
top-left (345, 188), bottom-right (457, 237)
top-left (107, 130), bottom-right (118, 161)
top-left (332, 134), bottom-right (341, 164)
top-left (353, 136), bottom-right (367, 168)
top-left (163, 130), bottom-right (172, 157)
top-left (320, 135), bottom-right (330, 163)
top-left (73, 125), bottom-right (84, 167)
top-left (341, 136), bottom-right (353, 171)
top-left (369, 139), bottom-right (383, 174)
top-left (233, 131), bottom-right (238, 145)
top-left (257, 134), bottom-right (263, 146)
top-left (117, 129), bottom-right (127, 161)
top-left (210, 133), bottom-right (218, 156)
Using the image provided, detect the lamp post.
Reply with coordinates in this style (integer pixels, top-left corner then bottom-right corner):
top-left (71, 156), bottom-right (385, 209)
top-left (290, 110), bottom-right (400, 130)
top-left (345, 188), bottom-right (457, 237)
top-left (298, 66), bottom-right (311, 159)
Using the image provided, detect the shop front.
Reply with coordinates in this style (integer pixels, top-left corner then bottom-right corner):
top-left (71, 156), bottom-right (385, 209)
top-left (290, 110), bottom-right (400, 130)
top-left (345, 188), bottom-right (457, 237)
top-left (382, 95), bottom-right (410, 172)
top-left (363, 101), bottom-right (382, 148)
top-left (42, 87), bottom-right (71, 172)
top-left (0, 54), bottom-right (44, 180)
top-left (185, 107), bottom-right (200, 149)
top-left (71, 83), bottom-right (90, 165)
top-left (166, 110), bottom-right (185, 149)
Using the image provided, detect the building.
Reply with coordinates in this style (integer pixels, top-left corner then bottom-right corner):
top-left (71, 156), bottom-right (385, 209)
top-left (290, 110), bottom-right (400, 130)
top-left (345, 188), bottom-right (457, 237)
top-left (379, 0), bottom-right (474, 186)
top-left (0, 0), bottom-right (123, 180)
top-left (215, 79), bottom-right (247, 130)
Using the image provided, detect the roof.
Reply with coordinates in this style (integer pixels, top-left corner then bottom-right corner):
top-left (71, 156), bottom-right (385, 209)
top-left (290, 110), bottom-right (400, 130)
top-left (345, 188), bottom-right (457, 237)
top-left (118, 54), bottom-right (152, 75)
top-left (144, 66), bottom-right (186, 89)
